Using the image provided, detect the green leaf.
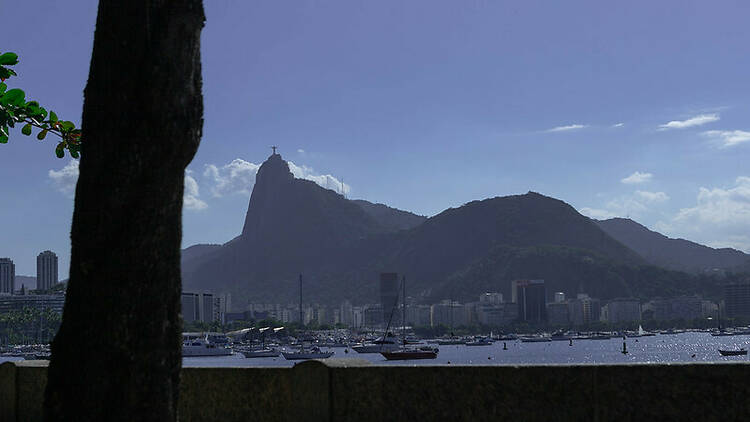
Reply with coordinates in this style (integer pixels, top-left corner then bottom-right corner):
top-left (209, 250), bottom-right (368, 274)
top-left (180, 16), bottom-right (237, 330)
top-left (37, 129), bottom-right (48, 140)
top-left (70, 150), bottom-right (79, 159)
top-left (0, 53), bottom-right (18, 66)
top-left (55, 144), bottom-right (64, 158)
top-left (60, 121), bottom-right (75, 131)
top-left (0, 82), bottom-right (6, 95)
top-left (49, 111), bottom-right (58, 122)
top-left (21, 123), bottom-right (32, 136)
top-left (0, 133), bottom-right (7, 144)
top-left (0, 89), bottom-right (25, 106)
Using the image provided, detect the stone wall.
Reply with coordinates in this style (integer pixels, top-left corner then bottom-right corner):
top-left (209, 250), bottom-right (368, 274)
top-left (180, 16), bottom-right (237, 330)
top-left (2, 359), bottom-right (750, 421)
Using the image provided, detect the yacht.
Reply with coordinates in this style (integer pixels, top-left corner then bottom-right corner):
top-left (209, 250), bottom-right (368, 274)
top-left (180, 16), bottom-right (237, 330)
top-left (282, 345), bottom-right (334, 360)
top-left (182, 335), bottom-right (232, 357)
top-left (382, 346), bottom-right (439, 360)
top-left (352, 333), bottom-right (401, 353)
top-left (465, 336), bottom-right (493, 346)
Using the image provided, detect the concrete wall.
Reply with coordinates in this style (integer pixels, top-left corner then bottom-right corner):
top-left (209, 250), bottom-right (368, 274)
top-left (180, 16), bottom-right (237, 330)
top-left (3, 359), bottom-right (750, 421)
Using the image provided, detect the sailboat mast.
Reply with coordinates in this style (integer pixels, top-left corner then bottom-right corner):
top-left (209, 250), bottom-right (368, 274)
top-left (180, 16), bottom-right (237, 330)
top-left (299, 274), bottom-right (303, 327)
top-left (402, 276), bottom-right (406, 341)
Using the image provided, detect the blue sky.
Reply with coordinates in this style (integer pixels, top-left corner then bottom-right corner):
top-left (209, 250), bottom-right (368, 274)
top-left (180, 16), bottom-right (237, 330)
top-left (2, 1), bottom-right (749, 276)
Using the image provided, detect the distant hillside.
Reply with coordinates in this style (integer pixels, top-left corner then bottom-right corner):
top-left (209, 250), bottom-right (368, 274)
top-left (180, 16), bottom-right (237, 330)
top-left (597, 218), bottom-right (750, 273)
top-left (434, 245), bottom-right (721, 304)
top-left (182, 153), bottom-right (724, 308)
top-left (352, 200), bottom-right (426, 232)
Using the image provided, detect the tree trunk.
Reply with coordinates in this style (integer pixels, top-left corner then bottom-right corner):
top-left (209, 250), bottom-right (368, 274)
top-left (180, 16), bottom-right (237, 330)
top-left (44, 1), bottom-right (204, 421)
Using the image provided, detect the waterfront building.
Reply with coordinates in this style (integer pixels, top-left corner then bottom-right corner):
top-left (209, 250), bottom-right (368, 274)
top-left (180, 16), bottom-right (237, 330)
top-left (650, 296), bottom-right (702, 321)
top-left (724, 281), bottom-right (750, 318)
top-left (554, 292), bottom-right (565, 303)
top-left (340, 300), bottom-right (353, 326)
top-left (405, 304), bottom-right (432, 327)
top-left (546, 302), bottom-right (569, 326)
top-left (701, 300), bottom-right (718, 318)
top-left (479, 292), bottom-right (503, 304)
top-left (181, 292), bottom-right (223, 324)
top-left (0, 293), bottom-right (65, 314)
top-left (0, 258), bottom-right (15, 295)
top-left (380, 273), bottom-right (399, 325)
top-left (475, 302), bottom-right (518, 326)
top-left (604, 298), bottom-right (641, 323)
top-left (36, 250), bottom-right (58, 291)
top-left (430, 300), bottom-right (467, 328)
top-left (512, 279), bottom-right (546, 323)
top-left (567, 294), bottom-right (600, 326)
top-left (363, 304), bottom-right (384, 327)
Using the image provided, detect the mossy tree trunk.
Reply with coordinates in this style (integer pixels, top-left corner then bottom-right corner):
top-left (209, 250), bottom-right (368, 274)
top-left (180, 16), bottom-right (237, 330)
top-left (44, 1), bottom-right (205, 420)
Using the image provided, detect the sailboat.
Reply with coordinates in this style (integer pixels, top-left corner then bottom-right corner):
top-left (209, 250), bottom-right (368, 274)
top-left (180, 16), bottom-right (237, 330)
top-left (381, 276), bottom-right (439, 361)
top-left (282, 274), bottom-right (334, 360)
top-left (242, 327), bottom-right (281, 358)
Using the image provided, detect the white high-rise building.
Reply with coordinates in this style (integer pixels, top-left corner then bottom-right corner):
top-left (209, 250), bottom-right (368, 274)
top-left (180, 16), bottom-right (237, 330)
top-left (0, 258), bottom-right (15, 295)
top-left (37, 250), bottom-right (59, 291)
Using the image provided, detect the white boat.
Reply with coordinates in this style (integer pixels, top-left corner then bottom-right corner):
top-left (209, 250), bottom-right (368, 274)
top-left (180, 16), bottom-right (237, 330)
top-left (182, 336), bottom-right (232, 357)
top-left (352, 333), bottom-right (401, 353)
top-left (282, 345), bottom-right (334, 360)
top-left (242, 347), bottom-right (280, 358)
top-left (465, 336), bottom-right (493, 346)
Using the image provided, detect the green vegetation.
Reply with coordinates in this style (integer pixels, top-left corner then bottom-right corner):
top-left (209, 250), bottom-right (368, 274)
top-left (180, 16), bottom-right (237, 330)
top-left (0, 51), bottom-right (81, 157)
top-left (0, 307), bottom-right (62, 345)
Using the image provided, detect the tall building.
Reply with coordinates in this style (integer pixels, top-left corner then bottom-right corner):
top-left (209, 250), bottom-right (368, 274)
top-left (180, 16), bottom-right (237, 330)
top-left (554, 292), bottom-right (566, 303)
top-left (725, 281), bottom-right (750, 318)
top-left (512, 279), bottom-right (546, 323)
top-left (36, 250), bottom-right (59, 291)
top-left (0, 258), bottom-right (15, 295)
top-left (380, 273), bottom-right (399, 324)
top-left (479, 292), bottom-right (503, 304)
top-left (181, 292), bottom-right (201, 323)
top-left (605, 298), bottom-right (641, 323)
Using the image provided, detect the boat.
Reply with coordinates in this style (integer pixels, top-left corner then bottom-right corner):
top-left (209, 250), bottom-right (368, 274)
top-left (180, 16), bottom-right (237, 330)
top-left (719, 349), bottom-right (747, 356)
top-left (281, 274), bottom-right (335, 361)
top-left (550, 330), bottom-right (573, 341)
top-left (519, 335), bottom-right (551, 343)
top-left (242, 347), bottom-right (281, 358)
top-left (465, 336), bottom-right (493, 346)
top-left (436, 337), bottom-right (465, 345)
top-left (352, 333), bottom-right (401, 353)
top-left (282, 345), bottom-right (334, 360)
top-left (380, 275), bottom-right (438, 360)
top-left (496, 333), bottom-right (518, 341)
top-left (382, 346), bottom-right (439, 360)
top-left (182, 335), bottom-right (233, 357)
top-left (242, 326), bottom-right (281, 358)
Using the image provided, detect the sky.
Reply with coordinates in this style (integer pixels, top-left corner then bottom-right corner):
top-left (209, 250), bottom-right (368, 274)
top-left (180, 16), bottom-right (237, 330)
top-left (1, 0), bottom-right (749, 277)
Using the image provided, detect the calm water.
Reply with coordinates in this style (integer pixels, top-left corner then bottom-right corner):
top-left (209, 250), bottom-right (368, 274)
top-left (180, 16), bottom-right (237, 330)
top-left (3, 332), bottom-right (748, 367)
top-left (182, 332), bottom-right (750, 367)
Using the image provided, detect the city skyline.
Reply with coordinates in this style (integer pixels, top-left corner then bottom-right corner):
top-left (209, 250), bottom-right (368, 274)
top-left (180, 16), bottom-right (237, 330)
top-left (2, 1), bottom-right (750, 275)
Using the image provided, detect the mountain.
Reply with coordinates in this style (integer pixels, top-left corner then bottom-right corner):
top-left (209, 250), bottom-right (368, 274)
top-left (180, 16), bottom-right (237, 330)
top-left (182, 153), bottom-right (723, 308)
top-left (352, 200), bottom-right (426, 232)
top-left (596, 218), bottom-right (750, 273)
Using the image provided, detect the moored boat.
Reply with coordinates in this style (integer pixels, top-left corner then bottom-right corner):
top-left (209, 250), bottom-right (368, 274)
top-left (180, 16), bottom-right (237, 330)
top-left (381, 346), bottom-right (438, 360)
top-left (719, 348), bottom-right (747, 356)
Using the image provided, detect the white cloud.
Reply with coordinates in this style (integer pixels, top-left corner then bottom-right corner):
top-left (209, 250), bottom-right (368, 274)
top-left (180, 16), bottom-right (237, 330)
top-left (49, 160), bottom-right (207, 211)
top-left (183, 171), bottom-right (207, 211)
top-left (203, 159), bottom-right (260, 197)
top-left (621, 171), bottom-right (653, 185)
top-left (612, 123), bottom-right (624, 128)
top-left (702, 130), bottom-right (750, 148)
top-left (635, 190), bottom-right (669, 203)
top-left (203, 158), bottom-right (352, 197)
top-left (579, 207), bottom-right (618, 220)
top-left (661, 177), bottom-right (750, 252)
top-left (297, 149), bottom-right (305, 154)
top-left (288, 161), bottom-right (351, 195)
top-left (546, 124), bottom-right (587, 133)
top-left (658, 113), bottom-right (719, 130)
top-left (48, 160), bottom-right (79, 196)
